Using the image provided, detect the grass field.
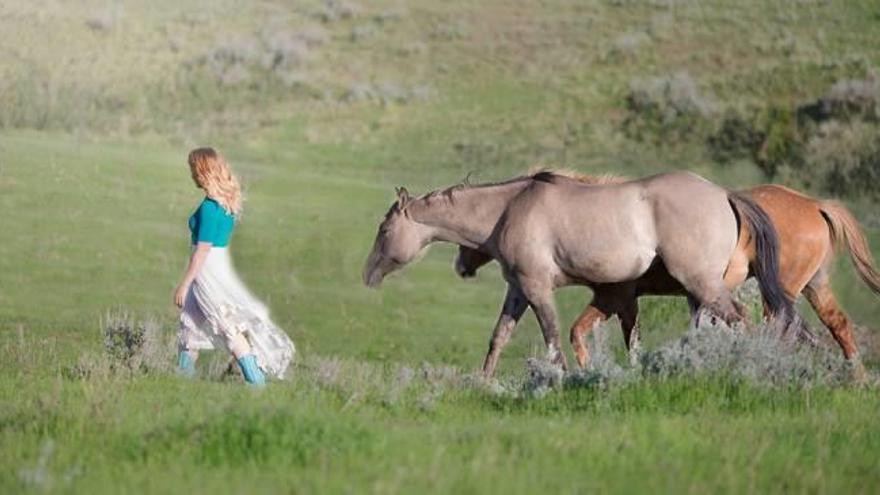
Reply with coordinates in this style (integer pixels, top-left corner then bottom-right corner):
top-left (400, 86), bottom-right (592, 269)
top-left (2, 1), bottom-right (880, 493)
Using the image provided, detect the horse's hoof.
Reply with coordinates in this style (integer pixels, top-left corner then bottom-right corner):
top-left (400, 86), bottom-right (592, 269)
top-left (850, 359), bottom-right (870, 386)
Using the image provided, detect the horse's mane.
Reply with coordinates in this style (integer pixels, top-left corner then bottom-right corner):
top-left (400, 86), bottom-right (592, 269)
top-left (419, 174), bottom-right (529, 203)
top-left (526, 166), bottom-right (626, 185)
top-left (417, 168), bottom-right (626, 204)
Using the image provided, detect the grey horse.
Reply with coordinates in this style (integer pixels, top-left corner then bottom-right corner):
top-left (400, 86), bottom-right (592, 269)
top-left (363, 170), bottom-right (792, 377)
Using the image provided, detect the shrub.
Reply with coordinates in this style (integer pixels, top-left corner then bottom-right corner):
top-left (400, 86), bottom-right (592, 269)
top-left (805, 121), bottom-right (880, 201)
top-left (316, 0), bottom-right (361, 23)
top-left (190, 32), bottom-right (314, 88)
top-left (640, 324), bottom-right (853, 387)
top-left (350, 24), bottom-right (378, 43)
top-left (705, 105), bottom-right (806, 179)
top-left (522, 357), bottom-right (565, 398)
top-left (800, 71), bottom-right (880, 123)
top-left (341, 82), bottom-right (435, 105)
top-left (623, 71), bottom-right (715, 143)
top-left (66, 312), bottom-right (173, 380)
top-left (530, 318), bottom-right (864, 399)
top-left (751, 105), bottom-right (806, 179)
top-left (85, 14), bottom-right (115, 32)
top-left (430, 21), bottom-right (469, 40)
top-left (605, 31), bottom-right (651, 62)
top-left (85, 6), bottom-right (121, 32)
top-left (707, 74), bottom-right (880, 199)
top-left (100, 312), bottom-right (174, 375)
top-left (706, 110), bottom-right (765, 164)
top-left (261, 32), bottom-right (311, 71)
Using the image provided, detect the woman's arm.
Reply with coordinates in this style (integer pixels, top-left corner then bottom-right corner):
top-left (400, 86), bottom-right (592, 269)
top-left (174, 242), bottom-right (213, 308)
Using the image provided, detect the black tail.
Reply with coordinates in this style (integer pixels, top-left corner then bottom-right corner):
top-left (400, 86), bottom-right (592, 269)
top-left (727, 192), bottom-right (812, 341)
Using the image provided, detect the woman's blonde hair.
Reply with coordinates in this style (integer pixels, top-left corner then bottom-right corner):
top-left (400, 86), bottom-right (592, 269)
top-left (187, 147), bottom-right (243, 215)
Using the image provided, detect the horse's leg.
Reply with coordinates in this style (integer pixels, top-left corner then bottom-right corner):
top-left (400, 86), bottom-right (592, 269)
top-left (521, 280), bottom-right (568, 370)
top-left (686, 282), bottom-right (745, 329)
top-left (570, 286), bottom-right (640, 369)
top-left (758, 255), bottom-right (818, 339)
top-left (802, 275), bottom-right (859, 360)
top-left (481, 285), bottom-right (529, 378)
top-left (569, 301), bottom-right (609, 369)
top-left (802, 273), bottom-right (867, 382)
top-left (662, 248), bottom-right (745, 329)
top-left (570, 286), bottom-right (630, 369)
top-left (686, 294), bottom-right (704, 327)
top-left (687, 293), bottom-right (740, 328)
top-left (618, 296), bottom-right (641, 366)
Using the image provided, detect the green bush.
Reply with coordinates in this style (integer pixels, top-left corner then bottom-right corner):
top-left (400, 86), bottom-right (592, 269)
top-left (622, 71), bottom-right (715, 144)
top-left (752, 105), bottom-right (806, 179)
top-left (705, 75), bottom-right (880, 202)
top-left (705, 105), bottom-right (806, 180)
top-left (706, 110), bottom-right (764, 164)
top-left (800, 72), bottom-right (880, 123)
top-left (806, 121), bottom-right (880, 201)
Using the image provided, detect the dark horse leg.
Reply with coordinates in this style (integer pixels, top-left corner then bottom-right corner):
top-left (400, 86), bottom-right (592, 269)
top-left (618, 297), bottom-right (641, 366)
top-left (481, 285), bottom-right (528, 377)
top-left (569, 284), bottom-right (638, 369)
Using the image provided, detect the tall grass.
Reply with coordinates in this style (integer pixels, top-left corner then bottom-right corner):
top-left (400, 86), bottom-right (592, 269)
top-left (3, 317), bottom-right (878, 493)
top-left (57, 311), bottom-right (873, 398)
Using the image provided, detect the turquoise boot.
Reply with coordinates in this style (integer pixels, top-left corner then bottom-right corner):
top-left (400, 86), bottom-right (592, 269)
top-left (237, 355), bottom-right (266, 386)
top-left (177, 351), bottom-right (196, 378)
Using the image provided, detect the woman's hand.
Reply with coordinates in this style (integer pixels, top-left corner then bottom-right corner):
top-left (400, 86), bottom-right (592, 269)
top-left (175, 242), bottom-right (212, 309)
top-left (174, 282), bottom-right (190, 308)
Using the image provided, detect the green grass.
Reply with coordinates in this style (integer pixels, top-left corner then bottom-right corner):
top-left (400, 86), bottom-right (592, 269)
top-left (3, 336), bottom-right (879, 493)
top-left (2, 0), bottom-right (880, 492)
top-left (2, 121), bottom-right (878, 492)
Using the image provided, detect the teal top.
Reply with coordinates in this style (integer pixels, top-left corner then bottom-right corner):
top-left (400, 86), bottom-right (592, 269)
top-left (188, 197), bottom-right (235, 247)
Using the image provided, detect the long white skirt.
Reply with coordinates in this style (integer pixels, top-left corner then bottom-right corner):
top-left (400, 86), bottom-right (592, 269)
top-left (178, 247), bottom-right (295, 379)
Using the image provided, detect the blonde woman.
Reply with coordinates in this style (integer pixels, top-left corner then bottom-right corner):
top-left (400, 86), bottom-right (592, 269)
top-left (174, 147), bottom-right (295, 385)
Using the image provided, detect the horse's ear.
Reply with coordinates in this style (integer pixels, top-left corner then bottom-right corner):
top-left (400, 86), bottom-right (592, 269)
top-left (395, 186), bottom-right (411, 209)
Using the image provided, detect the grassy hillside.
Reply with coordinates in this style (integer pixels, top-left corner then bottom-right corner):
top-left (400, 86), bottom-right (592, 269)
top-left (1, 0), bottom-right (879, 493)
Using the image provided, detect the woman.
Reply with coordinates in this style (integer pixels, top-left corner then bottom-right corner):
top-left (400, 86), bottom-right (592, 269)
top-left (174, 147), bottom-right (295, 385)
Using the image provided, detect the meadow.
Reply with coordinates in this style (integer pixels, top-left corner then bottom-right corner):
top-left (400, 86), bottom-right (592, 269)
top-left (1, 0), bottom-right (879, 492)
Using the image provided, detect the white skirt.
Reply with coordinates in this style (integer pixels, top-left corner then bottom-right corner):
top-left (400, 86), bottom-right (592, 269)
top-left (178, 247), bottom-right (295, 379)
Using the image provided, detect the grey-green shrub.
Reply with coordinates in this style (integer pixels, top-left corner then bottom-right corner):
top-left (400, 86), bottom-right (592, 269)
top-left (623, 71), bottom-right (715, 143)
top-left (815, 72), bottom-right (880, 122)
top-left (100, 312), bottom-right (174, 375)
top-left (640, 324), bottom-right (856, 387)
top-left (706, 110), bottom-right (765, 164)
top-left (806, 121), bottom-right (880, 201)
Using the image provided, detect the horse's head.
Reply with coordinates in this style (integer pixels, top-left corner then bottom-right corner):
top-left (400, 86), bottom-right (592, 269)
top-left (454, 245), bottom-right (493, 278)
top-left (363, 187), bottom-right (433, 288)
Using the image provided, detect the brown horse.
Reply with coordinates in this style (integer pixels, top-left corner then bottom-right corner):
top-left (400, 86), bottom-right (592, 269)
top-left (364, 171), bottom-right (793, 377)
top-left (456, 181), bottom-right (880, 368)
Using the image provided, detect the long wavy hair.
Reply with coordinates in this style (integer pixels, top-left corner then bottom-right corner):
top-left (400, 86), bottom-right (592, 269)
top-left (187, 147), bottom-right (243, 216)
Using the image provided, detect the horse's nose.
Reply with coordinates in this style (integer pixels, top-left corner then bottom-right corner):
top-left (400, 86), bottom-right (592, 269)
top-left (363, 264), bottom-right (384, 288)
top-left (453, 256), bottom-right (466, 276)
top-left (454, 257), bottom-right (475, 278)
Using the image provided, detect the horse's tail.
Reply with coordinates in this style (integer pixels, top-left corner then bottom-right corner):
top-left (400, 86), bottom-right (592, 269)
top-left (819, 201), bottom-right (880, 295)
top-left (728, 192), bottom-right (807, 337)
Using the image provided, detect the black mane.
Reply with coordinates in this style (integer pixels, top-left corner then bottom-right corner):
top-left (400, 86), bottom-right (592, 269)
top-left (530, 170), bottom-right (560, 183)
